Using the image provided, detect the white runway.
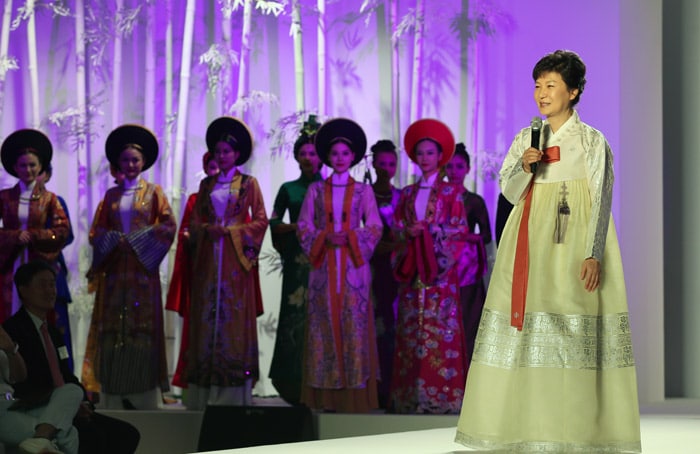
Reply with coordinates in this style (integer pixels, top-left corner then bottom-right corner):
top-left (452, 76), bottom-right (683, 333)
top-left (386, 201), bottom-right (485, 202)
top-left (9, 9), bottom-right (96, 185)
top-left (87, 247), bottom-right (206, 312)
top-left (101, 400), bottom-right (700, 453)
top-left (202, 414), bottom-right (700, 454)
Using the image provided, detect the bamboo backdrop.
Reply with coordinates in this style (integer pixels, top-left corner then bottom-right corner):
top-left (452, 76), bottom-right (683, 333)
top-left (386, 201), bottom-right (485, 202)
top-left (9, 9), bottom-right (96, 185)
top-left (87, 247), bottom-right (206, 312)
top-left (0, 0), bottom-right (497, 396)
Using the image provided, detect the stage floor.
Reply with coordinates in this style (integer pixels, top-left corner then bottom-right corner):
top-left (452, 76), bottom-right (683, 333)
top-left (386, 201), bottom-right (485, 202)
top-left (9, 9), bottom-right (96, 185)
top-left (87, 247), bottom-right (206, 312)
top-left (195, 414), bottom-right (700, 454)
top-left (100, 400), bottom-right (700, 453)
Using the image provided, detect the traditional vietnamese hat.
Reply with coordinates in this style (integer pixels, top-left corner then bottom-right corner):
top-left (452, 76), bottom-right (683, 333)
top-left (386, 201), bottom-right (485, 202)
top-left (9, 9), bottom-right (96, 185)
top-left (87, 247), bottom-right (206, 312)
top-left (403, 119), bottom-right (455, 167)
top-left (1, 129), bottom-right (53, 178)
top-left (105, 124), bottom-right (159, 171)
top-left (314, 118), bottom-right (367, 167)
top-left (206, 117), bottom-right (253, 166)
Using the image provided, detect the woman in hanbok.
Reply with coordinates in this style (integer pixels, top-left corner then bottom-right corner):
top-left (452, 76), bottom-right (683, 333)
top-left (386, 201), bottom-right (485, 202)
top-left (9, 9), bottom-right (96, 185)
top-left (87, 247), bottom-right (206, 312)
top-left (0, 129), bottom-right (69, 323)
top-left (82, 124), bottom-right (175, 409)
top-left (455, 50), bottom-right (641, 452)
top-left (296, 118), bottom-right (382, 413)
top-left (166, 151), bottom-right (219, 389)
top-left (444, 143), bottom-right (491, 368)
top-left (268, 116), bottom-right (322, 405)
top-left (389, 119), bottom-right (469, 414)
top-left (186, 117), bottom-right (268, 409)
top-left (368, 139), bottom-right (401, 408)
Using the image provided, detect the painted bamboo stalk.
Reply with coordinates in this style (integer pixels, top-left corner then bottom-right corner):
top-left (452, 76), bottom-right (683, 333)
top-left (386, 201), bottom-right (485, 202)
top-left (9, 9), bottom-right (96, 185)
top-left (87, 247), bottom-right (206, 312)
top-left (144, 1), bottom-right (156, 182)
top-left (221, 8), bottom-right (233, 112)
top-left (264, 11), bottom-right (282, 133)
top-left (74, 0), bottom-right (88, 253)
top-left (72, 0), bottom-right (90, 375)
top-left (371, 1), bottom-right (390, 132)
top-left (164, 0), bottom-right (173, 183)
top-left (390, 0), bottom-right (399, 144)
top-left (389, 0), bottom-right (407, 185)
top-left (163, 0), bottom-right (180, 384)
top-left (0, 0), bottom-right (14, 127)
top-left (172, 0), bottom-right (197, 220)
top-left (235, 0), bottom-right (253, 120)
top-left (26, 0), bottom-right (40, 128)
top-left (409, 0), bottom-right (424, 124)
top-left (469, 14), bottom-right (482, 193)
top-left (291, 0), bottom-right (305, 112)
top-left (112, 0), bottom-right (124, 128)
top-left (458, 0), bottom-right (469, 146)
top-left (317, 0), bottom-right (326, 116)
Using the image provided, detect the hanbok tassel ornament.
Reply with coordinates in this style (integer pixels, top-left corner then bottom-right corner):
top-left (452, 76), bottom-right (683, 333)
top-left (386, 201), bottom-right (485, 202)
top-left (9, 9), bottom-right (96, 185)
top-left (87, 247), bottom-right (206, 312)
top-left (555, 182), bottom-right (570, 243)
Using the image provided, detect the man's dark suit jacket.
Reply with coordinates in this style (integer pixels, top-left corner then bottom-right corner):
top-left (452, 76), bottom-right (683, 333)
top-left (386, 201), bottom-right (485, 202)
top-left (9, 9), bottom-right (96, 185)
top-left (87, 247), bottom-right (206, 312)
top-left (4, 307), bottom-right (140, 454)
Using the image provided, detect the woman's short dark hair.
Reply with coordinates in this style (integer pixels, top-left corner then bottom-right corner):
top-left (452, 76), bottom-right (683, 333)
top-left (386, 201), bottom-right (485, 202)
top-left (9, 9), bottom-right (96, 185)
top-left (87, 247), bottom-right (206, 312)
top-left (453, 143), bottom-right (470, 167)
top-left (532, 50), bottom-right (587, 107)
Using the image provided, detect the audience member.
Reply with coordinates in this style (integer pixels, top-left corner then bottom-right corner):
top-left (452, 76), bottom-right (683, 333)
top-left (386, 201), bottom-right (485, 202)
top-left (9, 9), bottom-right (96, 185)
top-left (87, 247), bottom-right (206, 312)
top-left (4, 260), bottom-right (140, 454)
top-left (1, 323), bottom-right (81, 454)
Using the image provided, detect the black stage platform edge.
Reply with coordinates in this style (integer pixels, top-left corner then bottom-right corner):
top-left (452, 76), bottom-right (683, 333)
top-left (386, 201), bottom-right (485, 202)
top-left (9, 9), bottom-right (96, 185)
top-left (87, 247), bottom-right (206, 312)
top-left (197, 405), bottom-right (316, 451)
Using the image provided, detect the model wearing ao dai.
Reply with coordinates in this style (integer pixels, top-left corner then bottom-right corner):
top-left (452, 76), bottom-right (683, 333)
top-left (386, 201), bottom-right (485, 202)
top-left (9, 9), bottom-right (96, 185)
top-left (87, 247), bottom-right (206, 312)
top-left (296, 172), bottom-right (382, 412)
top-left (185, 168), bottom-right (267, 408)
top-left (0, 184), bottom-right (69, 323)
top-left (268, 172), bottom-right (321, 404)
top-left (165, 193), bottom-right (198, 388)
top-left (456, 190), bottom-right (491, 368)
top-left (390, 173), bottom-right (469, 414)
top-left (82, 178), bottom-right (175, 404)
top-left (166, 154), bottom-right (219, 389)
top-left (371, 184), bottom-right (401, 407)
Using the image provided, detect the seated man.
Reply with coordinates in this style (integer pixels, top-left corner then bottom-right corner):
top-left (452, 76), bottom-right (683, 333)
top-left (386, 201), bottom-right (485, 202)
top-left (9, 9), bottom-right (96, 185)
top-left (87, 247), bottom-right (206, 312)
top-left (1, 324), bottom-right (82, 453)
top-left (4, 261), bottom-right (140, 454)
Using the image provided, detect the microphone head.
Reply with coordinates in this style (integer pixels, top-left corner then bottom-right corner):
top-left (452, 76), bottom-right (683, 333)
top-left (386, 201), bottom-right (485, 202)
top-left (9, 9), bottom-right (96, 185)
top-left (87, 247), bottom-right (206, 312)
top-left (530, 116), bottom-right (543, 131)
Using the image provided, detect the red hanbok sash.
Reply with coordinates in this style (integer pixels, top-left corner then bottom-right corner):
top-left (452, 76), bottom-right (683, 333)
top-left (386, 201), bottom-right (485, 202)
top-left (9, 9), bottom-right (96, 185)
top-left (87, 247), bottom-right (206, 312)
top-left (511, 146), bottom-right (561, 330)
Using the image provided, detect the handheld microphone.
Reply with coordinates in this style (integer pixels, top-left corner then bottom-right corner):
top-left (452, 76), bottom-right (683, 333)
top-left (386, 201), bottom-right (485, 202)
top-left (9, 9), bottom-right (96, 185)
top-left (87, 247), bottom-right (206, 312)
top-left (530, 116), bottom-right (542, 174)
